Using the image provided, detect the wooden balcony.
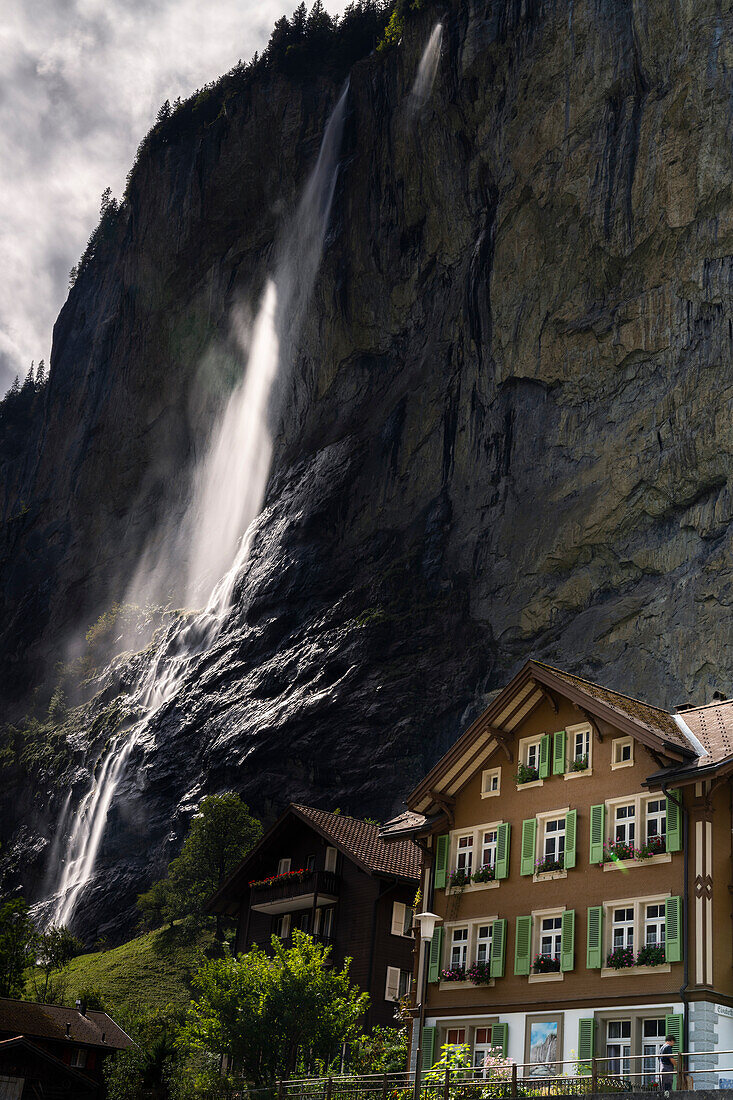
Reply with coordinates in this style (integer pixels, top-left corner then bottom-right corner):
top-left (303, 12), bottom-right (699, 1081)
top-left (250, 870), bottom-right (340, 914)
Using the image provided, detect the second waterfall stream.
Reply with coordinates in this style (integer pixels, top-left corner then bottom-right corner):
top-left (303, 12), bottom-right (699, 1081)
top-left (46, 85), bottom-right (349, 929)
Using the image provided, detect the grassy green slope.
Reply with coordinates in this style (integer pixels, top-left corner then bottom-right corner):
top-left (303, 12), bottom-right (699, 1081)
top-left (39, 924), bottom-right (213, 1021)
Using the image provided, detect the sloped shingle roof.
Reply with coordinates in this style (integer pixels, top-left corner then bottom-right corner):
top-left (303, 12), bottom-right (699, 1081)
top-left (0, 998), bottom-right (132, 1049)
top-left (291, 805), bottom-right (420, 879)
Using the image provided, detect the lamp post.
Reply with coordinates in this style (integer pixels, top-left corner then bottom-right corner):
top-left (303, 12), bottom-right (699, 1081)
top-left (413, 912), bottom-right (442, 1100)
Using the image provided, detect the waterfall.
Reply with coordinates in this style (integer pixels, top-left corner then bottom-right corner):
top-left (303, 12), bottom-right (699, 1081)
top-left (410, 23), bottom-right (443, 110)
top-left (44, 85), bottom-right (349, 931)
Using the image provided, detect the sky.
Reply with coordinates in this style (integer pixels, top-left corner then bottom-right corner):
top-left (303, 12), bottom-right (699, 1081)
top-left (0, 0), bottom-right (344, 396)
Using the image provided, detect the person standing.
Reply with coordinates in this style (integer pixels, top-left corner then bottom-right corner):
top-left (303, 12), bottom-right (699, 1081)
top-left (659, 1034), bottom-right (676, 1094)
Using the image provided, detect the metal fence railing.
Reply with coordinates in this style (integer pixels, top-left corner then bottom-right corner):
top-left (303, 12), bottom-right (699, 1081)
top-left (183, 1048), bottom-right (733, 1099)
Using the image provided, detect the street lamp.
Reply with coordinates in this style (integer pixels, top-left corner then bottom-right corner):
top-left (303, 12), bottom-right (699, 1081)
top-left (413, 912), bottom-right (442, 1099)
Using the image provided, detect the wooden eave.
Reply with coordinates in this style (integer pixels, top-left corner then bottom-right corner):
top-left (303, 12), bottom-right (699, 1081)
top-left (408, 660), bottom-right (694, 814)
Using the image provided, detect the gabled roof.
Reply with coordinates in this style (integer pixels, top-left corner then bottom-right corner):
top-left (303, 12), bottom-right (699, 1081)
top-left (208, 803), bottom-right (420, 913)
top-left (407, 660), bottom-right (696, 814)
top-left (646, 698), bottom-right (733, 786)
top-left (0, 998), bottom-right (133, 1050)
top-left (0, 1036), bottom-right (97, 1088)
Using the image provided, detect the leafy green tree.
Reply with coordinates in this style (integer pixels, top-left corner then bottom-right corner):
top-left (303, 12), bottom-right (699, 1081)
top-left (184, 930), bottom-right (369, 1086)
top-left (348, 1025), bottom-right (408, 1073)
top-left (137, 877), bottom-right (177, 931)
top-left (105, 1006), bottom-right (184, 1100)
top-left (0, 898), bottom-right (38, 997)
top-left (35, 923), bottom-right (84, 1001)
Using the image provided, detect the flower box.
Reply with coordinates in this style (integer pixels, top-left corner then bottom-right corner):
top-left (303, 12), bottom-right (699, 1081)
top-left (636, 944), bottom-right (666, 966)
top-left (472, 865), bottom-right (495, 883)
top-left (533, 953), bottom-right (561, 973)
top-left (466, 960), bottom-right (492, 984)
top-left (448, 868), bottom-right (471, 889)
top-left (638, 835), bottom-right (666, 859)
top-left (248, 868), bottom-right (310, 889)
top-left (602, 840), bottom-right (637, 864)
top-left (606, 946), bottom-right (635, 969)
top-left (570, 754), bottom-right (589, 772)
top-left (440, 966), bottom-right (466, 982)
top-left (515, 763), bottom-right (540, 785)
top-left (535, 855), bottom-right (564, 874)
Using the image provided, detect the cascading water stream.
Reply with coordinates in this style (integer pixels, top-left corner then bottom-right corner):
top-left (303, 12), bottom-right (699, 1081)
top-left (45, 85), bottom-right (349, 930)
top-left (409, 23), bottom-right (443, 110)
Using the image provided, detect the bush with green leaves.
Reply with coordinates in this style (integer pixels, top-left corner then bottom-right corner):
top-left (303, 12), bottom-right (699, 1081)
top-left (0, 898), bottom-right (38, 998)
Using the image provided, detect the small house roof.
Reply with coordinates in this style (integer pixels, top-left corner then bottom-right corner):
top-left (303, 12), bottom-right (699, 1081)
top-left (208, 803), bottom-right (420, 914)
top-left (0, 998), bottom-right (133, 1050)
top-left (0, 1036), bottom-right (98, 1089)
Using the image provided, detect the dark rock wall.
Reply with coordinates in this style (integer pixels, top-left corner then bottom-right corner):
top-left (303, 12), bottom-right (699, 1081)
top-left (1, 0), bottom-right (733, 937)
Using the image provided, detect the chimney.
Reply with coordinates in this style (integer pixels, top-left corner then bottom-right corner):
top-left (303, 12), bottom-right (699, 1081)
top-left (80, 998), bottom-right (87, 1016)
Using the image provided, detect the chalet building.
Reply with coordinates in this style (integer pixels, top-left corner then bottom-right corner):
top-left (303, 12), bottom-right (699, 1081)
top-left (381, 660), bottom-right (733, 1089)
top-left (0, 997), bottom-right (133, 1098)
top-left (208, 803), bottom-right (420, 1027)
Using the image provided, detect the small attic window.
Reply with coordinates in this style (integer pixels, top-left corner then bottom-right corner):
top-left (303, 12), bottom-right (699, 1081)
top-left (481, 768), bottom-right (501, 798)
top-left (612, 737), bottom-right (634, 769)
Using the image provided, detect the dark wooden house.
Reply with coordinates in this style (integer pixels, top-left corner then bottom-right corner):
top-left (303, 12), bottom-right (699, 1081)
top-left (209, 804), bottom-right (420, 1028)
top-left (0, 997), bottom-right (133, 1098)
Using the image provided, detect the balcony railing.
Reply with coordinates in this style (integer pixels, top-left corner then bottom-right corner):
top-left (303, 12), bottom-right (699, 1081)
top-left (250, 870), bottom-right (340, 912)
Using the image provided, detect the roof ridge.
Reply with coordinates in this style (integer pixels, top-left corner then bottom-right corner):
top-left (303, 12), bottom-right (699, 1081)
top-left (533, 661), bottom-right (675, 720)
top-left (292, 804), bottom-right (380, 829)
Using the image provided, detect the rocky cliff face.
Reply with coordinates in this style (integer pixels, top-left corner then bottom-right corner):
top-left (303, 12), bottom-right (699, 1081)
top-left (2, 0), bottom-right (733, 940)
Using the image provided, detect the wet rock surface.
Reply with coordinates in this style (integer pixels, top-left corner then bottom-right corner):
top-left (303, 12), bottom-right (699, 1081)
top-left (1, 0), bottom-right (733, 939)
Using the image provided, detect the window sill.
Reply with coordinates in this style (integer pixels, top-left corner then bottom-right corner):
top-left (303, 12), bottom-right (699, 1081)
top-left (564, 768), bottom-right (593, 780)
top-left (439, 978), bottom-right (495, 990)
top-left (600, 963), bottom-right (671, 978)
top-left (481, 790), bottom-right (501, 798)
top-left (533, 869), bottom-right (568, 883)
top-left (611, 759), bottom-right (634, 770)
top-left (446, 880), bottom-right (500, 895)
top-left (528, 971), bottom-right (564, 983)
top-left (516, 779), bottom-right (544, 791)
top-left (602, 853), bottom-right (672, 871)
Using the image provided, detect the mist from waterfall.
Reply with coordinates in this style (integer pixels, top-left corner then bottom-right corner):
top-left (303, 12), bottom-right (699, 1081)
top-left (45, 85), bottom-right (349, 930)
top-left (410, 23), bottom-right (443, 110)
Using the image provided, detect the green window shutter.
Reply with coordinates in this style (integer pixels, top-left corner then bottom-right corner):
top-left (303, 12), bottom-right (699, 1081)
top-left (586, 905), bottom-right (603, 969)
top-left (514, 914), bottom-right (532, 975)
top-left (667, 790), bottom-right (682, 852)
top-left (539, 733), bottom-right (552, 779)
top-left (421, 1026), bottom-right (437, 1071)
top-left (427, 926), bottom-right (443, 983)
top-left (489, 918), bottom-right (507, 978)
top-left (665, 1013), bottom-right (683, 1087)
top-left (434, 834), bottom-right (449, 889)
top-left (665, 896), bottom-right (683, 963)
top-left (577, 1018), bottom-right (596, 1072)
top-left (564, 809), bottom-right (577, 869)
top-left (553, 729), bottom-right (566, 775)
top-left (561, 909), bottom-right (575, 972)
top-left (520, 818), bottom-right (537, 876)
top-left (589, 803), bottom-right (605, 863)
top-left (495, 822), bottom-right (511, 880)
top-left (491, 1022), bottom-right (508, 1058)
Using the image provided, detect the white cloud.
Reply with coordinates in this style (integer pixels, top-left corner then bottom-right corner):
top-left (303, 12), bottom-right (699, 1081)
top-left (0, 0), bottom-right (344, 394)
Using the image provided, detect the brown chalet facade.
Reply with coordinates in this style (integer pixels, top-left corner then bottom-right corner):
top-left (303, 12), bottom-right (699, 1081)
top-left (382, 660), bottom-right (733, 1089)
top-left (0, 997), bottom-right (133, 1098)
top-left (209, 804), bottom-right (420, 1027)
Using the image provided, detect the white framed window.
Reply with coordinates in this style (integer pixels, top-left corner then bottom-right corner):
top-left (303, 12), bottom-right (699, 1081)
top-left (642, 1019), bottom-right (666, 1085)
top-left (613, 804), bottom-right (636, 846)
top-left (543, 818), bottom-right (565, 864)
top-left (612, 737), bottom-right (634, 768)
top-left (455, 834), bottom-right (474, 875)
top-left (391, 901), bottom-right (414, 937)
top-left (646, 799), bottom-right (666, 844)
top-left (398, 969), bottom-right (411, 998)
top-left (572, 726), bottom-right (590, 764)
top-left (606, 1019), bottom-right (632, 1078)
top-left (473, 1026), bottom-right (495, 1070)
top-left (644, 902), bottom-right (665, 946)
top-left (450, 927), bottom-right (469, 970)
top-left (324, 846), bottom-right (338, 872)
top-left (71, 1050), bottom-right (87, 1068)
top-left (445, 1027), bottom-right (466, 1048)
top-left (481, 829), bottom-right (498, 871)
top-left (611, 907), bottom-right (635, 950)
top-left (277, 857), bottom-right (291, 874)
top-left (275, 913), bottom-right (291, 939)
top-left (482, 767), bottom-right (501, 797)
top-left (524, 738), bottom-right (542, 771)
top-left (539, 915), bottom-right (563, 959)
top-left (476, 924), bottom-right (493, 964)
top-left (384, 966), bottom-right (412, 1001)
top-left (322, 908), bottom-right (335, 937)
